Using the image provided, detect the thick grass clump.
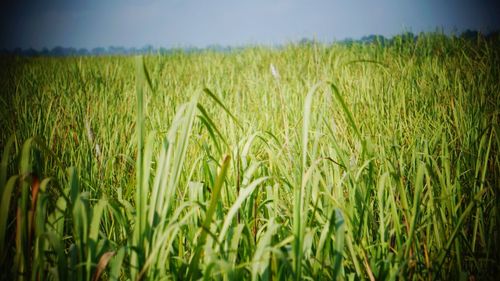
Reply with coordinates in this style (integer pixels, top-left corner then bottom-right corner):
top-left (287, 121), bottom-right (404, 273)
top-left (1, 33), bottom-right (499, 280)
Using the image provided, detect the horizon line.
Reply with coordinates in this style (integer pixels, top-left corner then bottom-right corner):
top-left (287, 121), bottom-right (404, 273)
top-left (1, 29), bottom-right (498, 56)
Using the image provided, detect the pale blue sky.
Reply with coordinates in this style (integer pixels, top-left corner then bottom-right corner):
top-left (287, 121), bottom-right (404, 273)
top-left (1, 0), bottom-right (499, 49)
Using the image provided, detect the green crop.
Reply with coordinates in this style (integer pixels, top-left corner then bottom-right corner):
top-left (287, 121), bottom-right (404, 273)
top-left (0, 33), bottom-right (499, 280)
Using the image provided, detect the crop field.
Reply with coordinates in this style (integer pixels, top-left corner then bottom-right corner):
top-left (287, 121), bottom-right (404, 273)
top-left (0, 33), bottom-right (499, 280)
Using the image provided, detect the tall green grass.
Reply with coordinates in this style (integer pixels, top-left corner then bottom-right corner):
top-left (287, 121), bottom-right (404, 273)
top-left (1, 33), bottom-right (499, 280)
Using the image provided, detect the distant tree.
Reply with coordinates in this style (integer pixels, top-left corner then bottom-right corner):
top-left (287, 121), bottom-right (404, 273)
top-left (360, 34), bottom-right (387, 45)
top-left (342, 38), bottom-right (354, 46)
top-left (403, 32), bottom-right (416, 42)
top-left (22, 48), bottom-right (38, 56)
top-left (66, 47), bottom-right (77, 55)
top-left (13, 47), bottom-right (22, 55)
top-left (77, 48), bottom-right (89, 56)
top-left (184, 46), bottom-right (199, 53)
top-left (207, 44), bottom-right (231, 52)
top-left (108, 46), bottom-right (126, 55)
top-left (360, 35), bottom-right (373, 44)
top-left (299, 38), bottom-right (314, 46)
top-left (159, 47), bottom-right (170, 55)
top-left (460, 29), bottom-right (481, 40)
top-left (141, 44), bottom-right (155, 54)
top-left (486, 30), bottom-right (499, 41)
top-left (390, 32), bottom-right (416, 47)
top-left (91, 47), bottom-right (106, 55)
top-left (51, 46), bottom-right (65, 56)
top-left (40, 48), bottom-right (50, 56)
top-left (129, 47), bottom-right (138, 55)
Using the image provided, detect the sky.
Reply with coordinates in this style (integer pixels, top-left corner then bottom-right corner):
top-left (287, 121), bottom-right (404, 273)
top-left (1, 0), bottom-right (499, 50)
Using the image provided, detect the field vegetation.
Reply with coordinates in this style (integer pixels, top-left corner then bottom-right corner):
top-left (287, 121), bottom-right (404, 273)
top-left (1, 33), bottom-right (499, 280)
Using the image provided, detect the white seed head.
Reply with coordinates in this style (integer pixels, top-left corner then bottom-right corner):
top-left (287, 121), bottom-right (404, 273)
top-left (85, 118), bottom-right (102, 160)
top-left (95, 143), bottom-right (102, 159)
top-left (85, 118), bottom-right (95, 143)
top-left (350, 156), bottom-right (357, 168)
top-left (270, 63), bottom-right (280, 80)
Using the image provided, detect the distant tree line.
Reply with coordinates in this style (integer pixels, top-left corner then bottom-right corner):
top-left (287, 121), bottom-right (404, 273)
top-left (0, 43), bottom-right (245, 57)
top-left (1, 30), bottom-right (498, 57)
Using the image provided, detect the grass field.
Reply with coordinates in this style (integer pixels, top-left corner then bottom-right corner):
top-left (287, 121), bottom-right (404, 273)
top-left (1, 33), bottom-right (499, 280)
